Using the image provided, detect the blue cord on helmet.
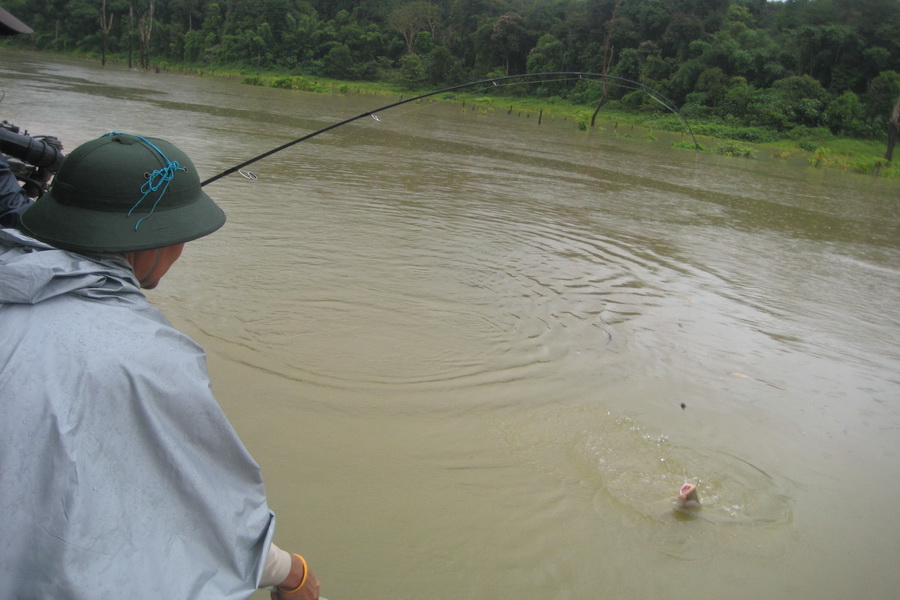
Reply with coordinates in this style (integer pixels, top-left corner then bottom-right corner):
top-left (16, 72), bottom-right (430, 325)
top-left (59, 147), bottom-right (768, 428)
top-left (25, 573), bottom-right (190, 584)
top-left (103, 131), bottom-right (187, 231)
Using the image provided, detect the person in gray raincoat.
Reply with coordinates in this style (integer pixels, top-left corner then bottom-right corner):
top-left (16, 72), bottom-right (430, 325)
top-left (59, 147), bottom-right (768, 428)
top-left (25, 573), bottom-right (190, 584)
top-left (0, 132), bottom-right (320, 599)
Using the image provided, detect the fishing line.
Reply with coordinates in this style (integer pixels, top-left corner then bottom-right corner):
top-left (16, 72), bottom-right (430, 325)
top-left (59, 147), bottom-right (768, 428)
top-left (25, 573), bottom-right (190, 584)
top-left (200, 72), bottom-right (697, 187)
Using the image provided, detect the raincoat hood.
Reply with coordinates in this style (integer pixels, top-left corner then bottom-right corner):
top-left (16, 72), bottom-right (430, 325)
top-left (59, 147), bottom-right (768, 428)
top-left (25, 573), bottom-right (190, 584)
top-left (0, 227), bottom-right (144, 306)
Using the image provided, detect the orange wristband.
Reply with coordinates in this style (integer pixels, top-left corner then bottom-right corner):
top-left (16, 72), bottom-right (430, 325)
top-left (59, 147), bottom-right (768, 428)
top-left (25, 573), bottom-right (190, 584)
top-left (277, 554), bottom-right (308, 594)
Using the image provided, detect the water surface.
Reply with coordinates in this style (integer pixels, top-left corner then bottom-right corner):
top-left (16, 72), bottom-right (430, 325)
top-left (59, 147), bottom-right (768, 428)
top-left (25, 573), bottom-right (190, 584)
top-left (2, 52), bottom-right (899, 600)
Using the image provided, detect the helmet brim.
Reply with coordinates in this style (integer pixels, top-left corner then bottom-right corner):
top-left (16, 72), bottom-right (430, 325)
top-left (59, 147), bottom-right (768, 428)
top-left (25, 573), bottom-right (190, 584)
top-left (21, 188), bottom-right (225, 253)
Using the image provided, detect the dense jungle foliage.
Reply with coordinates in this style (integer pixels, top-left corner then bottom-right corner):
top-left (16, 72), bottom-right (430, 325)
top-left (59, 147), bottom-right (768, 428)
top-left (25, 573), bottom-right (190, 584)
top-left (3, 0), bottom-right (900, 145)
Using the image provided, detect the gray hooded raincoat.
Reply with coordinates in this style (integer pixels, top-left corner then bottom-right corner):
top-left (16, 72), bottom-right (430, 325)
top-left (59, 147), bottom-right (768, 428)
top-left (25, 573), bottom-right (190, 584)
top-left (0, 228), bottom-right (274, 599)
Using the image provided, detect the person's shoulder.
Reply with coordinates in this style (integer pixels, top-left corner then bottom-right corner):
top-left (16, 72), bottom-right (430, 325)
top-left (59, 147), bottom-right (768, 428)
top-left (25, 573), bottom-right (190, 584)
top-left (107, 303), bottom-right (207, 363)
top-left (35, 292), bottom-right (208, 376)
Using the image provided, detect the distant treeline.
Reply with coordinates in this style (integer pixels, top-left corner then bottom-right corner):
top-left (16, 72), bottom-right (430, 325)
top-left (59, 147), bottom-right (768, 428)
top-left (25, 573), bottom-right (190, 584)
top-left (4, 0), bottom-right (900, 140)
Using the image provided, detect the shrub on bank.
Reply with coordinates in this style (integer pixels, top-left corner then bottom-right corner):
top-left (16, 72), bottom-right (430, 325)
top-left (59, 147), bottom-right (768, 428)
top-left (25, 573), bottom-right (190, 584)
top-left (242, 74), bottom-right (329, 93)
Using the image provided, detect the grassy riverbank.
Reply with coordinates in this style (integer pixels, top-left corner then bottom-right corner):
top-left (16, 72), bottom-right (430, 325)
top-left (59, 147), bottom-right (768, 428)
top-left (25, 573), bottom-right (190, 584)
top-left (212, 66), bottom-right (900, 180)
top-left (10, 49), bottom-right (899, 179)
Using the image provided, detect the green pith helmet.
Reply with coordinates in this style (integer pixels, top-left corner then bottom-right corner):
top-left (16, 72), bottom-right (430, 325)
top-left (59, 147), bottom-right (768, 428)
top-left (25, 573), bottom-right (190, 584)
top-left (20, 133), bottom-right (225, 253)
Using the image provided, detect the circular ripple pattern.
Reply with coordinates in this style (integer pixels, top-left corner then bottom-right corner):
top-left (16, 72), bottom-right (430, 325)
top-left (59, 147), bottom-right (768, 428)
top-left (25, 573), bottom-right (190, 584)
top-left (177, 122), bottom-right (683, 393)
top-left (502, 405), bottom-right (794, 527)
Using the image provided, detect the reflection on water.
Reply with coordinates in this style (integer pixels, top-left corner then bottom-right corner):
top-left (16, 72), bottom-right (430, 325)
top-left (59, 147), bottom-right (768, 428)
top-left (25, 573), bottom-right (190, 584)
top-left (3, 52), bottom-right (900, 600)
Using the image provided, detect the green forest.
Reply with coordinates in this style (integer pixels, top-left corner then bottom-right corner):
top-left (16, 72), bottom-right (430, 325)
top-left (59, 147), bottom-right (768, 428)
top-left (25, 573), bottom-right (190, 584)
top-left (4, 0), bottom-right (900, 154)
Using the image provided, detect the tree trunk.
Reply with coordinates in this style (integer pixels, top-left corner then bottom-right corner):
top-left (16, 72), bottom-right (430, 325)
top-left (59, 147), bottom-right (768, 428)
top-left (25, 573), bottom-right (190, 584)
top-left (138, 0), bottom-right (156, 70)
top-left (128, 4), bottom-right (134, 69)
top-left (591, 0), bottom-right (622, 128)
top-left (100, 0), bottom-right (113, 67)
top-left (887, 92), bottom-right (900, 162)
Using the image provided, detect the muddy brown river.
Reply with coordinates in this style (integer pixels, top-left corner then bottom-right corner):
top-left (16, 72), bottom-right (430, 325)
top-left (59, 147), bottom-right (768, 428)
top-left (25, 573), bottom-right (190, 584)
top-left (2, 51), bottom-right (899, 600)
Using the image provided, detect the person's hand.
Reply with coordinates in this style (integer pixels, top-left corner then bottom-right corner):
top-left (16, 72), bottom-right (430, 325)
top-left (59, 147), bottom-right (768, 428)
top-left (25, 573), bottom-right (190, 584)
top-left (270, 553), bottom-right (320, 600)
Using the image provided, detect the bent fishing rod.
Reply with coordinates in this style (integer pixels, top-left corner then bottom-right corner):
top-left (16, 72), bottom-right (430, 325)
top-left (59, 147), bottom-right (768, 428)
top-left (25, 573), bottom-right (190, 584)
top-left (200, 71), bottom-right (697, 188)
